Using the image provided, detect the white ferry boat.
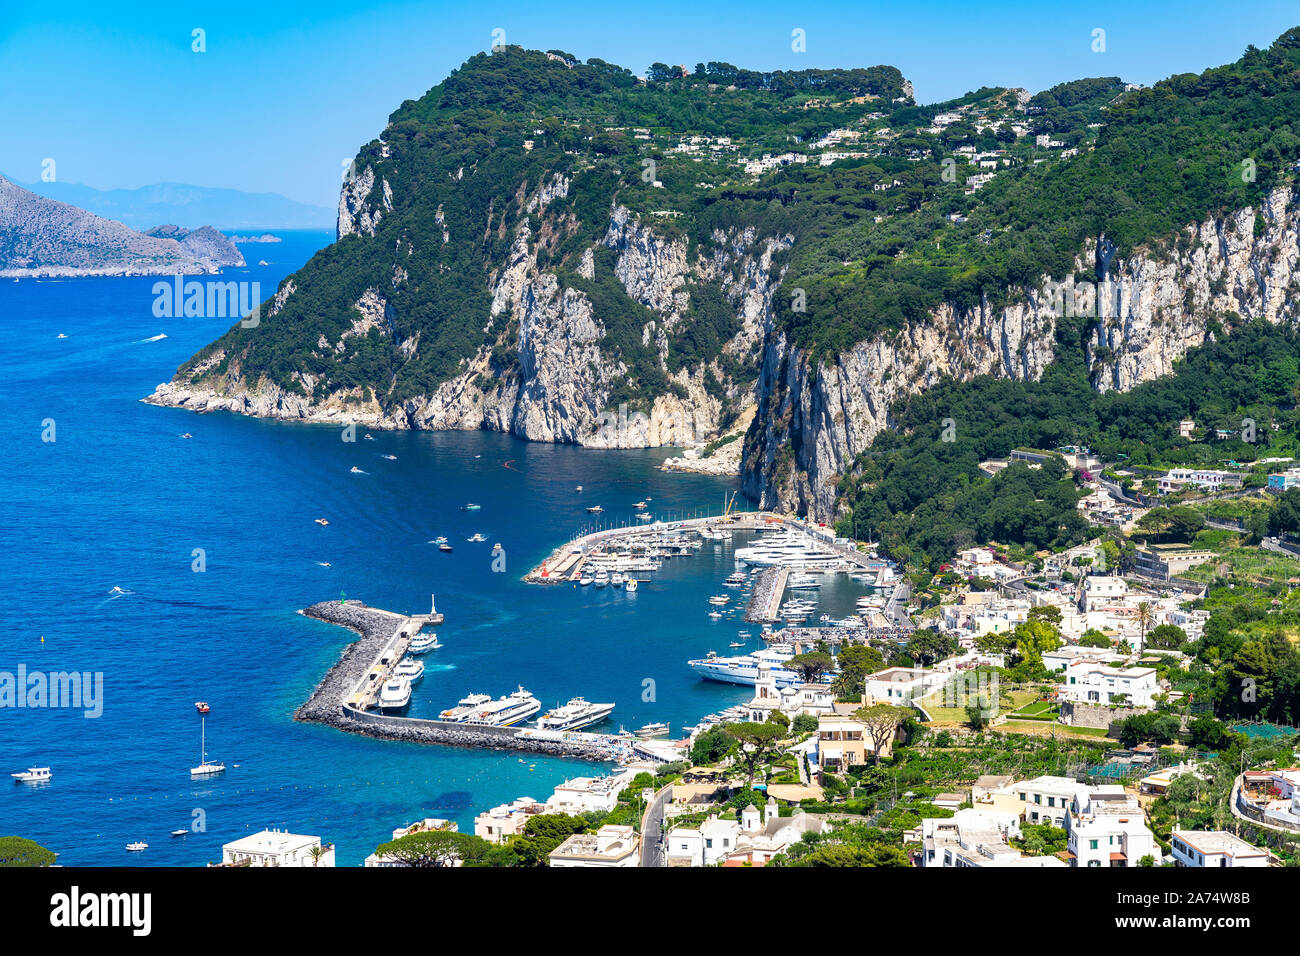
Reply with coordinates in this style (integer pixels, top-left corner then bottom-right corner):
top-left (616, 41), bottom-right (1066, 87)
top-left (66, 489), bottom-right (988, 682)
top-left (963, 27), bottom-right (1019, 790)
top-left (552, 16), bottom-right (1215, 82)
top-left (458, 687), bottom-right (541, 727)
top-left (378, 677), bottom-right (413, 713)
top-left (634, 721), bottom-right (670, 738)
top-left (722, 571), bottom-right (747, 587)
top-left (393, 657), bottom-right (425, 683)
top-left (536, 697), bottom-right (615, 731)
top-left (410, 631), bottom-right (441, 654)
top-left (11, 767), bottom-right (51, 784)
top-left (687, 643), bottom-right (805, 687)
top-left (707, 594), bottom-right (731, 606)
top-left (440, 693), bottom-right (492, 721)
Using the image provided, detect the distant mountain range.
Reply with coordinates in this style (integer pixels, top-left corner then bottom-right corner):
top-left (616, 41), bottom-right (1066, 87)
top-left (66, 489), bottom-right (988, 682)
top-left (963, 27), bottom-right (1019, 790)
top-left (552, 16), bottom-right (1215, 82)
top-left (0, 175), bottom-right (245, 277)
top-left (15, 178), bottom-right (334, 231)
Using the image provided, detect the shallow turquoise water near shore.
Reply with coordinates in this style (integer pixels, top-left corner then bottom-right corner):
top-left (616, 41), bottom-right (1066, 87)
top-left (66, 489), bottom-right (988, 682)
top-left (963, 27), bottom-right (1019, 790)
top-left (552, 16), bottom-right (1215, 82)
top-left (0, 231), bottom-right (794, 865)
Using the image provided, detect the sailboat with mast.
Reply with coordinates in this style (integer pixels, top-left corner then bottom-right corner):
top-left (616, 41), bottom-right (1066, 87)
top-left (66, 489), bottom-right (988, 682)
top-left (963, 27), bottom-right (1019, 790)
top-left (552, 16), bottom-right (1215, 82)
top-left (190, 709), bottom-right (225, 777)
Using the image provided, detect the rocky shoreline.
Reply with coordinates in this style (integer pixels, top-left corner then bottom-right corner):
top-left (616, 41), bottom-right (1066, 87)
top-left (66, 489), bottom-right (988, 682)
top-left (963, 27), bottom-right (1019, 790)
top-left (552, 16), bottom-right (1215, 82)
top-left (296, 599), bottom-right (614, 760)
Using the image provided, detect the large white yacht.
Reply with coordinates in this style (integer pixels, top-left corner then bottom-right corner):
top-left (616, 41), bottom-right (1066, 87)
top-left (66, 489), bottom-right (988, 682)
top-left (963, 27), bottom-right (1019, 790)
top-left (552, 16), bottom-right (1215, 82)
top-left (687, 643), bottom-right (806, 687)
top-left (378, 677), bottom-right (413, 713)
top-left (536, 697), bottom-right (615, 731)
top-left (440, 687), bottom-right (541, 727)
top-left (732, 531), bottom-right (830, 568)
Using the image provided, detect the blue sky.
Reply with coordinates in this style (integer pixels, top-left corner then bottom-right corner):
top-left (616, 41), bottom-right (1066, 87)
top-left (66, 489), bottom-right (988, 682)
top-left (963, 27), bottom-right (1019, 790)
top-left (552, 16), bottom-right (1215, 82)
top-left (2, 0), bottom-right (1296, 207)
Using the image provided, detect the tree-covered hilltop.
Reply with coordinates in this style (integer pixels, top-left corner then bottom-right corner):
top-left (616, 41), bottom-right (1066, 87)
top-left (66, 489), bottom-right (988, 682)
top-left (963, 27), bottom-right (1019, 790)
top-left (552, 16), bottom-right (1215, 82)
top-left (775, 30), bottom-right (1300, 359)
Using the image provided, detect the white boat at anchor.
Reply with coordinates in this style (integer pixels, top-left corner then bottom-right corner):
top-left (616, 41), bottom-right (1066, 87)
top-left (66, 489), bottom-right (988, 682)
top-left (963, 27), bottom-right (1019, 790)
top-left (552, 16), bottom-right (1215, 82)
top-left (11, 767), bottom-right (51, 784)
top-left (593, 570), bottom-right (610, 588)
top-left (378, 677), bottom-right (413, 714)
top-left (536, 697), bottom-right (615, 731)
top-left (625, 577), bottom-right (638, 592)
top-left (126, 842), bottom-right (148, 852)
top-left (190, 714), bottom-right (225, 777)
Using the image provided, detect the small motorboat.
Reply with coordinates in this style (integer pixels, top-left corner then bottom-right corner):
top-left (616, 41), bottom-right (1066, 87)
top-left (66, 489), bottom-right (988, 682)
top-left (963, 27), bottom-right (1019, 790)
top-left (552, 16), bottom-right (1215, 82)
top-left (439, 542), bottom-right (453, 553)
top-left (432, 536), bottom-right (448, 545)
top-left (11, 767), bottom-right (51, 784)
top-left (180, 432), bottom-right (193, 439)
top-left (194, 701), bottom-right (210, 714)
top-left (729, 641), bottom-right (745, 648)
top-left (467, 532), bottom-right (488, 543)
top-left (625, 578), bottom-right (638, 592)
top-left (381, 454), bottom-right (396, 460)
top-left (586, 504), bottom-right (604, 513)
top-left (576, 485), bottom-right (583, 492)
top-left (461, 503), bottom-right (481, 511)
top-left (171, 829), bottom-right (189, 837)
top-left (126, 842), bottom-right (148, 852)
top-left (315, 518), bottom-right (329, 526)
top-left (633, 500), bottom-right (647, 509)
top-left (708, 595), bottom-right (731, 606)
top-left (708, 610), bottom-right (723, 620)
top-left (350, 466), bottom-right (365, 474)
top-left (363, 433), bottom-right (375, 440)
top-left (578, 574), bottom-right (593, 586)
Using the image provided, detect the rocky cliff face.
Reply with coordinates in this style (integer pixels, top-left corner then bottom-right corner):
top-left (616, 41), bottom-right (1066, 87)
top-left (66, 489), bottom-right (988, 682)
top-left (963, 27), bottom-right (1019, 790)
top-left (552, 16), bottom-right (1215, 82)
top-left (1087, 185), bottom-right (1300, 391)
top-left (149, 172), bottom-right (784, 447)
top-left (743, 185), bottom-right (1300, 521)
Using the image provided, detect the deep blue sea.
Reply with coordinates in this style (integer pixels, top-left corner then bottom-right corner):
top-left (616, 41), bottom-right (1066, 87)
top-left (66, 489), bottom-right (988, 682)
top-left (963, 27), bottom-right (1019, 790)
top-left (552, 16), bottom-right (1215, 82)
top-left (0, 231), bottom-right (870, 866)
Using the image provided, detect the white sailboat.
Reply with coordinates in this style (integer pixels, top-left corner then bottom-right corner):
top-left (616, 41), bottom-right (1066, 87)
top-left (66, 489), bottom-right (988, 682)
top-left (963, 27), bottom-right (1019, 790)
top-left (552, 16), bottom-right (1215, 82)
top-left (190, 713), bottom-right (225, 777)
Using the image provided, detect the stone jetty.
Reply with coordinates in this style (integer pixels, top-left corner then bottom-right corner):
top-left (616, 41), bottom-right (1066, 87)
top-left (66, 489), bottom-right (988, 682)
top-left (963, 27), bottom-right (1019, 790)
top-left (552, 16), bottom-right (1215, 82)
top-left (295, 599), bottom-right (620, 761)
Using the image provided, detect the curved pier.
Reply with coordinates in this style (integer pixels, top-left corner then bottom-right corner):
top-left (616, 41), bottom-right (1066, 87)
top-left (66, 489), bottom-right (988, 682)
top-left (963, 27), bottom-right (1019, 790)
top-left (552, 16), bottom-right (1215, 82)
top-left (294, 599), bottom-right (620, 761)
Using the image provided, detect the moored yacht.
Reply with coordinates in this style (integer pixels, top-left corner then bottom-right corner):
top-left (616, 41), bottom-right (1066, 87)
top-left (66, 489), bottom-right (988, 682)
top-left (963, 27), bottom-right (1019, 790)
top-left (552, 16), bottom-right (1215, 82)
top-left (634, 722), bottom-right (670, 738)
top-left (535, 697), bottom-right (615, 731)
top-left (625, 577), bottom-right (638, 592)
top-left (687, 643), bottom-right (806, 687)
top-left (722, 571), bottom-right (747, 587)
top-left (787, 572), bottom-right (821, 589)
top-left (593, 570), bottom-right (610, 588)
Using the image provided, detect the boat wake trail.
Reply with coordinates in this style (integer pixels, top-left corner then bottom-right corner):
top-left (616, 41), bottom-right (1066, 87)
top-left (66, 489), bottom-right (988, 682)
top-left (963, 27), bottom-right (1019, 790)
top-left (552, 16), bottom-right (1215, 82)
top-left (136, 333), bottom-right (168, 343)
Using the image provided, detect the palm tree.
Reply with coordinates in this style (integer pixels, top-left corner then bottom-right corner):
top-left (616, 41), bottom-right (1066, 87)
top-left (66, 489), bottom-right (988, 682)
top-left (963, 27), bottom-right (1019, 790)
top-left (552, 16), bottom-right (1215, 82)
top-left (308, 844), bottom-right (327, 867)
top-left (1135, 602), bottom-right (1154, 657)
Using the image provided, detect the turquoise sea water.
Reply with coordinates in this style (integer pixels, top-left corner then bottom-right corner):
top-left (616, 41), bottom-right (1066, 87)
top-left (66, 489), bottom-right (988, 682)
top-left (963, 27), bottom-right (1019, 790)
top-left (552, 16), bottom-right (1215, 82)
top-left (0, 231), bottom-right (830, 866)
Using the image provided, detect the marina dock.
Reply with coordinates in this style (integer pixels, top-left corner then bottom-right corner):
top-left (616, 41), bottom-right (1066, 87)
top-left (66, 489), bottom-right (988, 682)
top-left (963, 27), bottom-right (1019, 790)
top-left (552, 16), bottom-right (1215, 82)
top-left (295, 599), bottom-right (625, 761)
top-left (746, 567), bottom-right (789, 623)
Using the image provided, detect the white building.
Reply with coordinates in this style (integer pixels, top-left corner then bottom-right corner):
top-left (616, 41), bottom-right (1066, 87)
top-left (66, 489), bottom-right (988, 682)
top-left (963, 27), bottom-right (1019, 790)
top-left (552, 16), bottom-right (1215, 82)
top-left (995, 775), bottom-right (1091, 827)
top-left (920, 808), bottom-right (1066, 868)
top-left (865, 667), bottom-right (951, 703)
top-left (548, 825), bottom-right (640, 867)
top-left (220, 829), bottom-right (334, 868)
top-left (1171, 830), bottom-right (1268, 868)
top-left (1059, 659), bottom-right (1159, 707)
top-left (667, 801), bottom-right (827, 866)
top-left (473, 796), bottom-right (544, 844)
top-left (546, 768), bottom-right (637, 814)
top-left (1066, 787), bottom-right (1158, 868)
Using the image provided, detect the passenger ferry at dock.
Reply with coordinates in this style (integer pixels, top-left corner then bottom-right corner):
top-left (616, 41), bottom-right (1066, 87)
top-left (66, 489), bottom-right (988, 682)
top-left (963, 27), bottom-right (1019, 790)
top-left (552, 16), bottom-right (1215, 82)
top-left (439, 687), bottom-right (541, 727)
top-left (393, 657), bottom-right (425, 683)
top-left (409, 631), bottom-right (441, 654)
top-left (687, 643), bottom-right (804, 687)
top-left (536, 697), bottom-right (615, 731)
top-left (378, 678), bottom-right (413, 713)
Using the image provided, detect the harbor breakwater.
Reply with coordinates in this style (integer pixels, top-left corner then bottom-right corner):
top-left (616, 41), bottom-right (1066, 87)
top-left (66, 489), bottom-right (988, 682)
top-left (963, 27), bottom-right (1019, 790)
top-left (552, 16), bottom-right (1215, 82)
top-left (295, 600), bottom-right (616, 761)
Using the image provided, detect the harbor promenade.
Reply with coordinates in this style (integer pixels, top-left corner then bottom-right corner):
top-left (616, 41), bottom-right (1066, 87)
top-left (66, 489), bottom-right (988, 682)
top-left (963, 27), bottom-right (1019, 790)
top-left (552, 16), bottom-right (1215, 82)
top-left (295, 599), bottom-right (623, 761)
